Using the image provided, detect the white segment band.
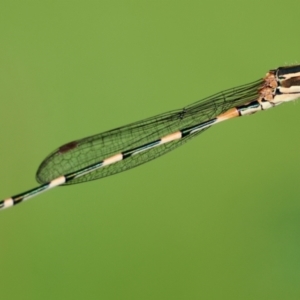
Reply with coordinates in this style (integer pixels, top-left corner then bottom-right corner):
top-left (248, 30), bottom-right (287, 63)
top-left (103, 153), bottom-right (123, 166)
top-left (4, 198), bottom-right (14, 209)
top-left (160, 131), bottom-right (182, 144)
top-left (49, 176), bottom-right (66, 188)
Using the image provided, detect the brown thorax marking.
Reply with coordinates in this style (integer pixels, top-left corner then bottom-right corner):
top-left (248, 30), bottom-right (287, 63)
top-left (257, 72), bottom-right (278, 102)
top-left (280, 76), bottom-right (300, 88)
top-left (259, 86), bottom-right (273, 101)
top-left (264, 72), bottom-right (278, 89)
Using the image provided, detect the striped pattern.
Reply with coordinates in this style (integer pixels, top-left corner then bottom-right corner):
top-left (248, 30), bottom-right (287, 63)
top-left (1, 64), bottom-right (300, 211)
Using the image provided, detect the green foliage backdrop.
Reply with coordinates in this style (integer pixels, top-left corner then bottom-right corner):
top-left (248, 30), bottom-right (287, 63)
top-left (1, 1), bottom-right (300, 299)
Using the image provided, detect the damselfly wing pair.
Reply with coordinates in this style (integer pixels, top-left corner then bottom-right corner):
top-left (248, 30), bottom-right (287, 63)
top-left (1, 65), bottom-right (300, 210)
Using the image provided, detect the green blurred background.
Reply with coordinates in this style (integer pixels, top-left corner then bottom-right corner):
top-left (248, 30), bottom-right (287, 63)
top-left (1, 1), bottom-right (300, 299)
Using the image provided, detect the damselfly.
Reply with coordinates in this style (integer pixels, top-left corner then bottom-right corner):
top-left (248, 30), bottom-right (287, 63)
top-left (1, 65), bottom-right (300, 211)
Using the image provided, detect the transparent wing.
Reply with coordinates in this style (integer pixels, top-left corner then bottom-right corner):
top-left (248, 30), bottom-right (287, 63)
top-left (36, 79), bottom-right (262, 184)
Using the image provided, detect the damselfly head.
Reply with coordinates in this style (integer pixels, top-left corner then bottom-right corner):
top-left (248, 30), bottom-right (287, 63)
top-left (263, 65), bottom-right (300, 105)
